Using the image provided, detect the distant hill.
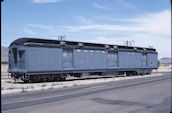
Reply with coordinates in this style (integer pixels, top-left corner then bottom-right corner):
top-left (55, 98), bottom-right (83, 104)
top-left (160, 57), bottom-right (172, 64)
top-left (1, 46), bottom-right (8, 63)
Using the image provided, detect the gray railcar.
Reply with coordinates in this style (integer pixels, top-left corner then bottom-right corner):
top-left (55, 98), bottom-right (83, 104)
top-left (8, 38), bottom-right (158, 82)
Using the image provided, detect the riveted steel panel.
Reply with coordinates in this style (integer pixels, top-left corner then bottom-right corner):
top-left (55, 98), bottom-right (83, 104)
top-left (26, 47), bottom-right (62, 72)
top-left (118, 52), bottom-right (142, 68)
top-left (73, 49), bottom-right (107, 70)
top-left (147, 53), bottom-right (158, 68)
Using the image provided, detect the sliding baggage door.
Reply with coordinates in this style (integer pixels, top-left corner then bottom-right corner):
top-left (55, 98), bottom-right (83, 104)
top-left (62, 49), bottom-right (73, 69)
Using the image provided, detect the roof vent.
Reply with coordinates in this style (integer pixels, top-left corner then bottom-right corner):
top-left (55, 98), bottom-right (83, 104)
top-left (60, 41), bottom-right (66, 46)
top-left (113, 45), bottom-right (118, 49)
top-left (105, 45), bottom-right (109, 49)
top-left (78, 43), bottom-right (84, 47)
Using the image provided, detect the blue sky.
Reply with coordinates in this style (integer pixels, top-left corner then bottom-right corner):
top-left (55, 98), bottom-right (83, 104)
top-left (1, 0), bottom-right (171, 58)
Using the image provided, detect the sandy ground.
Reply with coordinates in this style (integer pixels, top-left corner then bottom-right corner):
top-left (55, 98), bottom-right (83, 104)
top-left (152, 64), bottom-right (171, 72)
top-left (1, 64), bottom-right (9, 78)
top-left (1, 64), bottom-right (171, 95)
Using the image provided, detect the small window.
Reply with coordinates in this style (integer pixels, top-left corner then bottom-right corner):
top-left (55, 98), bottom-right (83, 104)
top-left (12, 48), bottom-right (17, 64)
top-left (63, 49), bottom-right (72, 58)
top-left (63, 52), bottom-right (68, 57)
top-left (18, 50), bottom-right (25, 59)
top-left (8, 51), bottom-right (11, 57)
top-left (142, 54), bottom-right (147, 59)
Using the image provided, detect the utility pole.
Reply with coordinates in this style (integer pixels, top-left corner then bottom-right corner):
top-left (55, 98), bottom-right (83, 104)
top-left (126, 40), bottom-right (129, 46)
top-left (124, 40), bottom-right (135, 46)
top-left (130, 40), bottom-right (135, 47)
top-left (58, 35), bottom-right (65, 41)
top-left (124, 40), bottom-right (128, 46)
top-left (148, 45), bottom-right (153, 48)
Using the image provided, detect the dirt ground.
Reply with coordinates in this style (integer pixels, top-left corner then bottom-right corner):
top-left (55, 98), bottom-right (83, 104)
top-left (1, 64), bottom-right (9, 78)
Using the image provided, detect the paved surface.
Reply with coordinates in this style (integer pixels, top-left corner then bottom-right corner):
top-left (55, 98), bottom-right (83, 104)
top-left (2, 72), bottom-right (171, 113)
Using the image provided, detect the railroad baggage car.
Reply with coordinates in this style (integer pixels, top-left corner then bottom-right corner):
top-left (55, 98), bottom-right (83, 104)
top-left (8, 38), bottom-right (158, 82)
